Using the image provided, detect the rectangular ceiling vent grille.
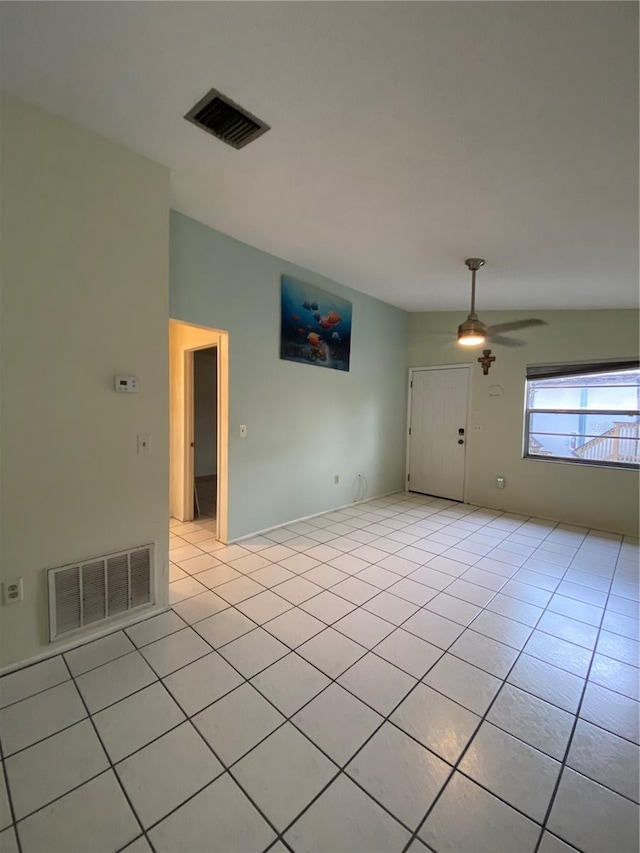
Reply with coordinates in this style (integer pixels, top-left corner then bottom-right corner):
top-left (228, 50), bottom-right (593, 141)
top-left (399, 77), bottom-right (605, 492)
top-left (184, 88), bottom-right (270, 150)
top-left (47, 544), bottom-right (154, 642)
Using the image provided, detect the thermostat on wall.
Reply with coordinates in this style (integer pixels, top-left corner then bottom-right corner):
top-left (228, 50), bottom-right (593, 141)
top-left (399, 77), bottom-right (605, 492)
top-left (114, 375), bottom-right (138, 393)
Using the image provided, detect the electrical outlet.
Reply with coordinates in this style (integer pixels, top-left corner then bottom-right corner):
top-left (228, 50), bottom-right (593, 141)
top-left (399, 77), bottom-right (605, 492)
top-left (334, 474), bottom-right (340, 484)
top-left (3, 578), bottom-right (23, 604)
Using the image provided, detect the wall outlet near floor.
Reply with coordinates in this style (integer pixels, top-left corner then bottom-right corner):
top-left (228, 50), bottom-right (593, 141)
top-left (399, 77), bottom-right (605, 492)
top-left (496, 476), bottom-right (505, 489)
top-left (334, 474), bottom-right (340, 484)
top-left (3, 578), bottom-right (23, 604)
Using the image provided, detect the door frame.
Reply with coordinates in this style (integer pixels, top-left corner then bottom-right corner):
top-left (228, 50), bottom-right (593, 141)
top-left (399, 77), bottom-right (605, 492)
top-left (169, 319), bottom-right (229, 542)
top-left (406, 364), bottom-right (473, 503)
top-left (183, 337), bottom-right (229, 542)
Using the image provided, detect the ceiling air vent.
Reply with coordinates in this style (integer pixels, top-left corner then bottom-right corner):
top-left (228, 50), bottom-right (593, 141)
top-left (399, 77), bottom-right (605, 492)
top-left (185, 88), bottom-right (270, 150)
top-left (47, 544), bottom-right (154, 642)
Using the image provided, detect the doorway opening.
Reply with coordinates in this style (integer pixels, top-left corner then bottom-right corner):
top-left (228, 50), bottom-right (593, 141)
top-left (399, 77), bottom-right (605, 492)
top-left (193, 347), bottom-right (218, 521)
top-left (406, 364), bottom-right (471, 502)
top-left (169, 320), bottom-right (229, 542)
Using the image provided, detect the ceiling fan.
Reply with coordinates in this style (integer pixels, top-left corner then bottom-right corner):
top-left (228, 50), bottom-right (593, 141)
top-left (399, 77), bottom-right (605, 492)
top-left (457, 258), bottom-right (546, 348)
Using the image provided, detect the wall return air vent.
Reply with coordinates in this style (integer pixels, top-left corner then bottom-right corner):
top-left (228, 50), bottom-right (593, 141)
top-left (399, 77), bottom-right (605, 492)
top-left (184, 88), bottom-right (270, 150)
top-left (47, 544), bottom-right (154, 642)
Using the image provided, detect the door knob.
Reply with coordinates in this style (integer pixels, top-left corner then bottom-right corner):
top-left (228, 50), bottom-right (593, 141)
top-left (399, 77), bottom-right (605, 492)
top-left (458, 439), bottom-right (464, 445)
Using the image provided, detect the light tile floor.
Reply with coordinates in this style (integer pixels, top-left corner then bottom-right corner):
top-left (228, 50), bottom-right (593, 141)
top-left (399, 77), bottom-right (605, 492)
top-left (195, 475), bottom-right (217, 522)
top-left (1, 493), bottom-right (639, 852)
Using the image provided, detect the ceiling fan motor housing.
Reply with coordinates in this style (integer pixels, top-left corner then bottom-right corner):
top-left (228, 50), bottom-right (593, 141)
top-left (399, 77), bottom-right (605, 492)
top-left (457, 311), bottom-right (488, 346)
top-left (458, 314), bottom-right (487, 335)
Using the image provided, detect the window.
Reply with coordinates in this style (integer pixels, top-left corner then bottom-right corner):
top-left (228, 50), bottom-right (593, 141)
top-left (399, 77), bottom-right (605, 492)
top-left (524, 361), bottom-right (640, 469)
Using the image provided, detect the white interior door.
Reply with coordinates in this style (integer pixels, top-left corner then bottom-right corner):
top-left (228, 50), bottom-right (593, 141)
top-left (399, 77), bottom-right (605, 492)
top-left (408, 366), bottom-right (470, 501)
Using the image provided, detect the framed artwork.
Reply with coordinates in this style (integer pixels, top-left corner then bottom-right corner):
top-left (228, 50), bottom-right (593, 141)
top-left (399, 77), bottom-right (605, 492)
top-left (280, 275), bottom-right (352, 371)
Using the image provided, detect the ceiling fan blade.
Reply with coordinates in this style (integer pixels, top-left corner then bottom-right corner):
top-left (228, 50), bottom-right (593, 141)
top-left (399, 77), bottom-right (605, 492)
top-left (488, 334), bottom-right (526, 348)
top-left (487, 318), bottom-right (547, 334)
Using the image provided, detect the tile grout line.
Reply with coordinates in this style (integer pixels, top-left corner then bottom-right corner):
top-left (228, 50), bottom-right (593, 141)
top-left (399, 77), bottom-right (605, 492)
top-left (0, 607), bottom-right (192, 713)
top-left (0, 495), bottom-right (635, 852)
top-left (531, 534), bottom-right (627, 853)
top-left (2, 550), bottom-right (633, 773)
top-left (3, 525), bottom-right (622, 720)
top-left (164, 517), bottom-right (634, 846)
top-left (105, 552), bottom-right (517, 846)
top-left (0, 741), bottom-right (23, 853)
top-left (205, 539), bottom-right (634, 725)
top-left (94, 563), bottom-right (444, 848)
top-left (398, 517), bottom-right (615, 853)
top-left (3, 659), bottom-right (152, 852)
top-left (183, 517), bottom-right (598, 844)
top-left (3, 567), bottom-right (478, 767)
top-left (4, 607), bottom-right (290, 852)
top-left (110, 547), bottom-right (447, 849)
top-left (2, 542), bottom-right (632, 717)
top-left (130, 659), bottom-right (287, 850)
top-left (174, 514), bottom-right (628, 640)
top-left (61, 657), bottom-right (153, 852)
top-left (267, 514), bottom-right (593, 847)
top-left (178, 519), bottom-right (639, 831)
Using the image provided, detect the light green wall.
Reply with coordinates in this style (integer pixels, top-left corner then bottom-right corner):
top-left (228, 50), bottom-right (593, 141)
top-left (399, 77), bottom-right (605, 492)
top-left (170, 211), bottom-right (408, 540)
top-left (0, 96), bottom-right (170, 668)
top-left (408, 309), bottom-right (639, 535)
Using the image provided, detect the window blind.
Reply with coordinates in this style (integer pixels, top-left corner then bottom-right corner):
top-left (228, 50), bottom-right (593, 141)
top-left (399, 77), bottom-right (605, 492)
top-left (526, 359), bottom-right (639, 381)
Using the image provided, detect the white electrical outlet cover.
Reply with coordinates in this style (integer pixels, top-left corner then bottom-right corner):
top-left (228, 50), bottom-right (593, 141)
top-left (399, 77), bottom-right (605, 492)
top-left (4, 578), bottom-right (23, 604)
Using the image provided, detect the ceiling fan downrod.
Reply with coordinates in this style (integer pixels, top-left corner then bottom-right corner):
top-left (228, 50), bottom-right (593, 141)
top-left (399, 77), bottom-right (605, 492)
top-left (465, 258), bottom-right (485, 317)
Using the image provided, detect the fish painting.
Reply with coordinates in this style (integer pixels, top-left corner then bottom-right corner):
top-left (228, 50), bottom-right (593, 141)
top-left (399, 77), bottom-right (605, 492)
top-left (280, 275), bottom-right (352, 371)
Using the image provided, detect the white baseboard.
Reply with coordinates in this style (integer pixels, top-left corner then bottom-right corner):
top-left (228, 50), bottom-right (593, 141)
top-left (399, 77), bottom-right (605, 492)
top-left (0, 603), bottom-right (169, 677)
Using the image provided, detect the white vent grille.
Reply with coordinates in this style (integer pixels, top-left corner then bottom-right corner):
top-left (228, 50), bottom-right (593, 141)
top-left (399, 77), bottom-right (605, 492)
top-left (48, 545), bottom-right (154, 641)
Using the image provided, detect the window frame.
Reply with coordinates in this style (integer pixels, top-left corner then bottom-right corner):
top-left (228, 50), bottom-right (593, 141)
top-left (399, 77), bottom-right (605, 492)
top-left (522, 361), bottom-right (640, 471)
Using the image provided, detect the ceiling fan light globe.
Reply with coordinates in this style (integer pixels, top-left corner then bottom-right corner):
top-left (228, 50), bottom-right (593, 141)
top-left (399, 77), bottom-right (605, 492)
top-left (458, 332), bottom-right (486, 347)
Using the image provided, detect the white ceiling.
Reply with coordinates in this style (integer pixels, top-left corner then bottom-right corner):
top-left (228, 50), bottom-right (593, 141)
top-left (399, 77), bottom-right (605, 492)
top-left (1, 1), bottom-right (637, 312)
